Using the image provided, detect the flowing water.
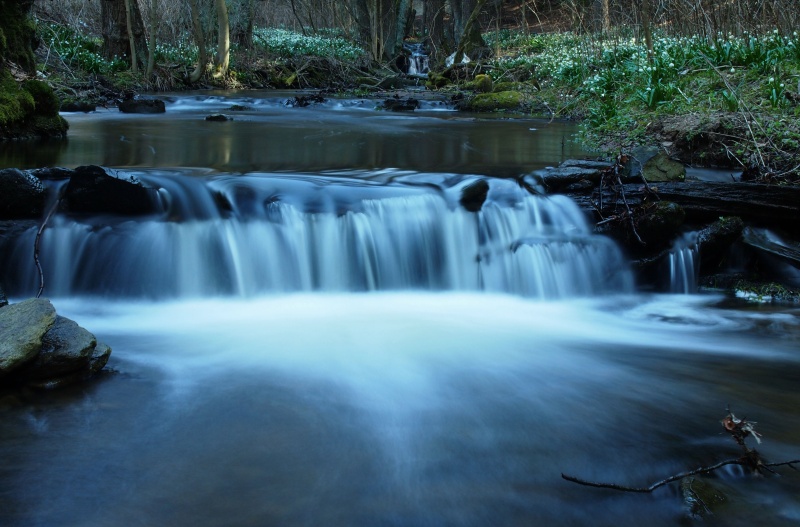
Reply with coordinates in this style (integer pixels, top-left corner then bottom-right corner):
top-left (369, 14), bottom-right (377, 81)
top-left (1, 93), bottom-right (799, 527)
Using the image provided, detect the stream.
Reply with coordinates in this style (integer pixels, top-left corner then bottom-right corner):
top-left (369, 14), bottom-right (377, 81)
top-left (1, 92), bottom-right (799, 526)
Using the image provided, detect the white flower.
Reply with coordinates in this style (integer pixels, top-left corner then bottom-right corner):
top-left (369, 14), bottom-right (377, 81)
top-left (780, 83), bottom-right (785, 87)
top-left (730, 67), bottom-right (735, 73)
top-left (669, 63), bottom-right (675, 67)
top-left (769, 77), bottom-right (775, 82)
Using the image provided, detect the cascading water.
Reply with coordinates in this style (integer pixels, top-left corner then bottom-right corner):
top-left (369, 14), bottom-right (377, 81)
top-left (403, 42), bottom-right (430, 76)
top-left (0, 170), bottom-right (632, 299)
top-left (667, 232), bottom-right (699, 293)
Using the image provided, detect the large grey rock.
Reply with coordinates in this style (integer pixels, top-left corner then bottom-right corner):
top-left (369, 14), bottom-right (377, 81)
top-left (642, 151), bottom-right (686, 182)
top-left (0, 168), bottom-right (47, 219)
top-left (0, 298), bottom-right (57, 377)
top-left (27, 342), bottom-right (112, 391)
top-left (20, 316), bottom-right (97, 380)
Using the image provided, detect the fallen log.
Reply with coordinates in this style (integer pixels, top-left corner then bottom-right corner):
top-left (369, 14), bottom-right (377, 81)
top-left (567, 181), bottom-right (800, 233)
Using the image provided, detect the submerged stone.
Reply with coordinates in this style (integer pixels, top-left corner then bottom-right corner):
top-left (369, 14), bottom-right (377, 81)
top-left (119, 98), bottom-right (166, 114)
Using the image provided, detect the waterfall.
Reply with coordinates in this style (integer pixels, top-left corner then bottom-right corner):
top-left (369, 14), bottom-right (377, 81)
top-left (404, 42), bottom-right (430, 77)
top-left (0, 171), bottom-right (633, 299)
top-left (667, 232), bottom-right (699, 294)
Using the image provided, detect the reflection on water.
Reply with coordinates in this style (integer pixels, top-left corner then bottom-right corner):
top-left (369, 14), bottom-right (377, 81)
top-left (0, 92), bottom-right (588, 176)
top-left (1, 293), bottom-right (799, 527)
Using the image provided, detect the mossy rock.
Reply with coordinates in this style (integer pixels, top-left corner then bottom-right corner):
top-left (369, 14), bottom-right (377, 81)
top-left (23, 80), bottom-right (60, 116)
top-left (425, 73), bottom-right (450, 90)
top-left (0, 71), bottom-right (68, 140)
top-left (493, 81), bottom-right (521, 92)
top-left (463, 91), bottom-right (524, 112)
top-left (465, 74), bottom-right (493, 93)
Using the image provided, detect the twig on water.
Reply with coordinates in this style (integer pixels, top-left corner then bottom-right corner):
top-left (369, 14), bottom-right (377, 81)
top-left (562, 408), bottom-right (800, 494)
top-left (34, 192), bottom-right (63, 299)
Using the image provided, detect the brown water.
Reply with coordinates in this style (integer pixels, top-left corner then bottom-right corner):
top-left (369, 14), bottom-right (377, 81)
top-left (1, 93), bottom-right (799, 527)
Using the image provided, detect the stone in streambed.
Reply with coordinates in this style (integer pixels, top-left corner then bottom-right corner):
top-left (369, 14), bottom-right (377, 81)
top-left (0, 299), bottom-right (57, 377)
top-left (0, 168), bottom-right (46, 219)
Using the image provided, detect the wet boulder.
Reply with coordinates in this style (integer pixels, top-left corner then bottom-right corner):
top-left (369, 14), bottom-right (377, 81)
top-left (60, 101), bottom-right (96, 113)
top-left (697, 217), bottom-right (745, 271)
top-left (636, 201), bottom-right (686, 248)
top-left (0, 298), bottom-right (57, 378)
top-left (0, 285), bottom-right (7, 308)
top-left (205, 114), bottom-right (232, 122)
top-left (119, 97), bottom-right (166, 114)
top-left (285, 94), bottom-right (326, 108)
top-left (64, 165), bottom-right (159, 215)
top-left (0, 168), bottom-right (46, 219)
top-left (18, 316), bottom-right (97, 381)
top-left (380, 97), bottom-right (420, 112)
top-left (460, 179), bottom-right (490, 212)
top-left (0, 298), bottom-right (112, 390)
top-left (532, 160), bottom-right (613, 193)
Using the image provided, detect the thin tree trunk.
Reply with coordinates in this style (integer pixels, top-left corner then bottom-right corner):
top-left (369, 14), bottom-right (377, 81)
top-left (214, 0), bottom-right (230, 77)
top-left (123, 0), bottom-right (138, 73)
top-left (454, 0), bottom-right (487, 63)
top-left (641, 0), bottom-right (653, 58)
top-left (145, 0), bottom-right (157, 77)
top-left (601, 0), bottom-right (610, 31)
top-left (188, 0), bottom-right (206, 82)
top-left (290, 0), bottom-right (308, 36)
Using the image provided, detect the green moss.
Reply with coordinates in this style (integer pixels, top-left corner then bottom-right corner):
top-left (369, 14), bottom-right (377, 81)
top-left (464, 90), bottom-right (524, 112)
top-left (23, 80), bottom-right (60, 116)
top-left (425, 73), bottom-right (450, 90)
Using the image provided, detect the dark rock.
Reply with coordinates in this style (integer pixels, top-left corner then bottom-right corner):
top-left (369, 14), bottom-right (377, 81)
top-left (0, 298), bottom-right (57, 378)
top-left (228, 105), bottom-right (251, 111)
top-left (285, 94), bottom-right (326, 107)
top-left (460, 179), bottom-right (490, 212)
top-left (60, 101), bottom-right (97, 113)
top-left (0, 285), bottom-right (7, 308)
top-left (532, 160), bottom-right (612, 192)
top-left (380, 97), bottom-right (420, 112)
top-left (30, 167), bottom-right (75, 180)
top-left (697, 217), bottom-right (745, 272)
top-left (64, 165), bottom-right (159, 215)
top-left (0, 168), bottom-right (46, 219)
top-left (119, 98), bottom-right (166, 114)
top-left (19, 316), bottom-right (96, 381)
top-left (205, 114), bottom-right (232, 122)
top-left (636, 201), bottom-right (686, 248)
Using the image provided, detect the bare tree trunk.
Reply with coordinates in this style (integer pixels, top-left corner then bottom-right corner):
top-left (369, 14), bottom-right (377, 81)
top-left (101, 0), bottom-right (148, 70)
top-left (145, 0), bottom-right (157, 77)
top-left (123, 0), bottom-right (138, 72)
top-left (289, 0), bottom-right (308, 35)
top-left (601, 0), bottom-right (611, 31)
top-left (214, 0), bottom-right (230, 77)
top-left (423, 0), bottom-right (445, 58)
top-left (454, 0), bottom-right (487, 63)
top-left (641, 0), bottom-right (653, 58)
top-left (188, 0), bottom-right (207, 82)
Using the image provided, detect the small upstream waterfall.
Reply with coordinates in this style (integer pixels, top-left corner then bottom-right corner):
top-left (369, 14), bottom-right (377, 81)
top-left (667, 232), bottom-right (699, 293)
top-left (0, 170), bottom-right (633, 299)
top-left (404, 42), bottom-right (430, 76)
